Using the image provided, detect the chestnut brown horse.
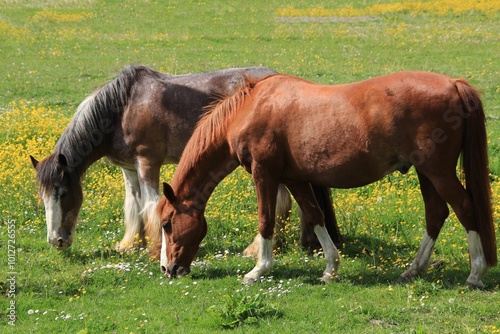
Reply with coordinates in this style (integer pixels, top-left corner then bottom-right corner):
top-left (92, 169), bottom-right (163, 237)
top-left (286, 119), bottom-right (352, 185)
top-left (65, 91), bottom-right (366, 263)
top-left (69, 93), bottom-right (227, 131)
top-left (30, 65), bottom-right (341, 259)
top-left (156, 71), bottom-right (496, 288)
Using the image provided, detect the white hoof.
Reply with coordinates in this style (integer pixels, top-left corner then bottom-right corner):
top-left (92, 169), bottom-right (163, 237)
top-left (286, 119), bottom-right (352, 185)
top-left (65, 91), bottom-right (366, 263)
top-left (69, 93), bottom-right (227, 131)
top-left (242, 275), bottom-right (259, 285)
top-left (115, 241), bottom-right (135, 252)
top-left (466, 277), bottom-right (485, 290)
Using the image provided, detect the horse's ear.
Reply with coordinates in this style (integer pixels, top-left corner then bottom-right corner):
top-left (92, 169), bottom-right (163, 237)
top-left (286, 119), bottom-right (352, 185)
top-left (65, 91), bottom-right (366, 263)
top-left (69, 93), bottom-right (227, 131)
top-left (30, 155), bottom-right (39, 169)
top-left (56, 154), bottom-right (69, 178)
top-left (162, 182), bottom-right (176, 203)
top-left (58, 154), bottom-right (68, 167)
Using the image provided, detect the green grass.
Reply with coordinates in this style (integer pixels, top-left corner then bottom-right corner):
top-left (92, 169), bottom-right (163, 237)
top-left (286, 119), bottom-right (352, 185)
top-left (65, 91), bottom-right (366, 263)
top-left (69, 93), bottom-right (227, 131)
top-left (1, 0), bottom-right (500, 333)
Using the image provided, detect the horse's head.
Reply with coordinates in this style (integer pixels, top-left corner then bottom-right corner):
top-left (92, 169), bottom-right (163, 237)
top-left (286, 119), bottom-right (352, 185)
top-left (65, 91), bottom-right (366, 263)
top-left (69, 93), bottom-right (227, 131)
top-left (157, 182), bottom-right (207, 279)
top-left (31, 154), bottom-right (83, 250)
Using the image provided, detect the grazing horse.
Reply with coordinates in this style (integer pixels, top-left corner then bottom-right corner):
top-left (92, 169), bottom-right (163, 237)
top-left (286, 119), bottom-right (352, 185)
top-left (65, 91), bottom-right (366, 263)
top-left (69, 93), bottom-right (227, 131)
top-left (30, 65), bottom-right (341, 259)
top-left (156, 71), bottom-right (496, 288)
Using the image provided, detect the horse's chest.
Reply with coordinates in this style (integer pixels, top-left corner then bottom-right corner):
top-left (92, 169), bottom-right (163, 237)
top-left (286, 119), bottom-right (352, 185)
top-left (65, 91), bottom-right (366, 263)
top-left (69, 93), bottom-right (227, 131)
top-left (234, 144), bottom-right (253, 173)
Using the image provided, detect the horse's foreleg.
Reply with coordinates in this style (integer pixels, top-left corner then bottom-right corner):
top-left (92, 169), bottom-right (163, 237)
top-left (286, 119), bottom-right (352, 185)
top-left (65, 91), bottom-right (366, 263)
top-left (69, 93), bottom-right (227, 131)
top-left (242, 184), bottom-right (291, 258)
top-left (399, 171), bottom-right (449, 283)
top-left (116, 168), bottom-right (142, 252)
top-left (286, 182), bottom-right (340, 283)
top-left (242, 234), bottom-right (274, 284)
top-left (242, 166), bottom-right (279, 284)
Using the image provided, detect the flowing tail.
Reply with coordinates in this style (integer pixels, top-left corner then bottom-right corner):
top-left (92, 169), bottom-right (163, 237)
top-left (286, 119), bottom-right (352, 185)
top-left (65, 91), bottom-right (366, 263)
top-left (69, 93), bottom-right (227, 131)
top-left (456, 79), bottom-right (497, 266)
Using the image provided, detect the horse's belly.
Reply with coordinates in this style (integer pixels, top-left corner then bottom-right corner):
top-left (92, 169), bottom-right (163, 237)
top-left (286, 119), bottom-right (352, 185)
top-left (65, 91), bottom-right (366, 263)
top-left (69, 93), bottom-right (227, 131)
top-left (286, 153), bottom-right (398, 189)
top-left (322, 168), bottom-right (389, 188)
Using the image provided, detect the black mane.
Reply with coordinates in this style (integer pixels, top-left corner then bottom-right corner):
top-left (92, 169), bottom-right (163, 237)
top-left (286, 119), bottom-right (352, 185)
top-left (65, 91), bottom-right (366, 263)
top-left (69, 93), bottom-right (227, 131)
top-left (36, 65), bottom-right (160, 190)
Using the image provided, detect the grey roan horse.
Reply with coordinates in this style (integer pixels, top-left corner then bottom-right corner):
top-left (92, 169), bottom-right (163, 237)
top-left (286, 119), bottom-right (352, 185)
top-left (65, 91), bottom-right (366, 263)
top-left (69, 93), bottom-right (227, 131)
top-left (30, 65), bottom-right (342, 258)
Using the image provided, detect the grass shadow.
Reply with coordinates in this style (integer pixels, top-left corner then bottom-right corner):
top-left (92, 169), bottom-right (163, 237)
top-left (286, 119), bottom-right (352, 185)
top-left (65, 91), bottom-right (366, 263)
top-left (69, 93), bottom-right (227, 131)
top-left (59, 246), bottom-right (148, 265)
top-left (337, 234), bottom-right (499, 290)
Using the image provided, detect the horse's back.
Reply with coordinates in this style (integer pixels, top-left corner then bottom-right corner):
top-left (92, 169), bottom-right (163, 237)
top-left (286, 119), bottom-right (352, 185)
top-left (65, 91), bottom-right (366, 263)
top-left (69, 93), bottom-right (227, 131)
top-left (231, 71), bottom-right (466, 188)
top-left (114, 66), bottom-right (276, 166)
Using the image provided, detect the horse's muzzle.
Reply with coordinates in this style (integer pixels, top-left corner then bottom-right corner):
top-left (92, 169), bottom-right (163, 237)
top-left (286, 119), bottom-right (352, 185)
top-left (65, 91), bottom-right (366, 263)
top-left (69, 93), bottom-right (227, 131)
top-left (48, 232), bottom-right (73, 250)
top-left (164, 263), bottom-right (190, 279)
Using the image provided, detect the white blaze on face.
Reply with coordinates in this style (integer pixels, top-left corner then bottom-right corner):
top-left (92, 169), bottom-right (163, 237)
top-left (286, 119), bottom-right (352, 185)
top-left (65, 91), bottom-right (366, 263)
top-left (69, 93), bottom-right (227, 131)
top-left (160, 229), bottom-right (168, 272)
top-left (42, 189), bottom-right (62, 245)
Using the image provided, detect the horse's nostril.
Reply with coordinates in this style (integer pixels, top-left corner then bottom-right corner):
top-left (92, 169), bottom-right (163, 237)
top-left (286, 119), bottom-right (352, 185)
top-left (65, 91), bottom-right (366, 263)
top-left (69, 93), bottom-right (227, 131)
top-left (167, 263), bottom-right (179, 279)
top-left (161, 266), bottom-right (166, 273)
top-left (57, 238), bottom-right (64, 247)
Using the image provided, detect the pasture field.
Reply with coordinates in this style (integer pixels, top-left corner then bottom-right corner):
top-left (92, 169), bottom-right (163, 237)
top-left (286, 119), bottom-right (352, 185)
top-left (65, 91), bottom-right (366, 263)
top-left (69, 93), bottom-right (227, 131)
top-left (1, 0), bottom-right (499, 332)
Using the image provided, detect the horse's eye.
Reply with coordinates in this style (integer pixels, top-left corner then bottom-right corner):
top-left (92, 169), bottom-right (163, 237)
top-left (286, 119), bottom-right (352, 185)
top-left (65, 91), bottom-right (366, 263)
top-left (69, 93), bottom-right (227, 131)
top-left (53, 186), bottom-right (65, 200)
top-left (162, 220), bottom-right (172, 233)
top-left (55, 186), bottom-right (66, 200)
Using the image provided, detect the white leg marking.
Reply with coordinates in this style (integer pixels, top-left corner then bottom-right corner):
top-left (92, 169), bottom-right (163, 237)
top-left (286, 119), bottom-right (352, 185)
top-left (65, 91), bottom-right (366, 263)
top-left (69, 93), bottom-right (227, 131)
top-left (413, 232), bottom-right (435, 272)
top-left (243, 234), bottom-right (273, 284)
top-left (466, 231), bottom-right (487, 288)
top-left (242, 185), bottom-right (291, 258)
top-left (400, 232), bottom-right (435, 281)
top-left (42, 190), bottom-right (62, 246)
top-left (314, 225), bottom-right (340, 282)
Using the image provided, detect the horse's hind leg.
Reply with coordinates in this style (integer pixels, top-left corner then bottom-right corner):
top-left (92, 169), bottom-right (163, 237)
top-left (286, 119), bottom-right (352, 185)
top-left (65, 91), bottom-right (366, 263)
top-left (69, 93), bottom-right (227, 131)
top-left (399, 171), bottom-right (449, 283)
top-left (116, 168), bottom-right (142, 252)
top-left (286, 182), bottom-right (340, 283)
top-left (412, 169), bottom-right (488, 288)
top-left (242, 184), bottom-right (291, 258)
top-left (300, 185), bottom-right (343, 250)
top-left (433, 177), bottom-right (489, 288)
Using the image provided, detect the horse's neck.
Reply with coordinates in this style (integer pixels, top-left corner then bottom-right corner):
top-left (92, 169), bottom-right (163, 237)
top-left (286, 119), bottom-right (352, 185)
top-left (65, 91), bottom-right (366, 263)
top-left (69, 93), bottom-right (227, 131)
top-left (172, 146), bottom-right (239, 211)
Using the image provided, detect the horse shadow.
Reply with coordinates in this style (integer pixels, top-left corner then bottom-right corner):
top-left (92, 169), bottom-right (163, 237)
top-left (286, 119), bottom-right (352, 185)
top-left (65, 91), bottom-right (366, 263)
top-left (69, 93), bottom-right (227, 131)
top-left (193, 234), bottom-right (499, 290)
top-left (59, 246), bottom-right (138, 265)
